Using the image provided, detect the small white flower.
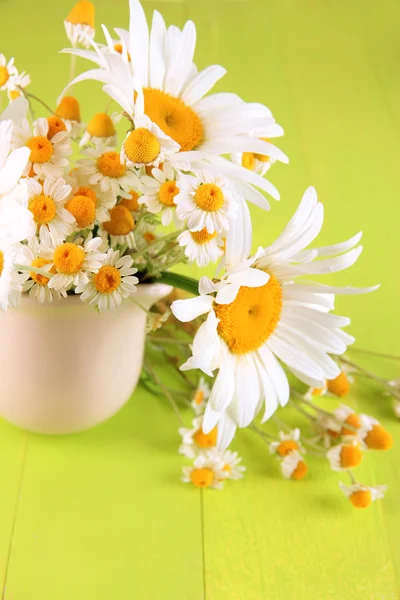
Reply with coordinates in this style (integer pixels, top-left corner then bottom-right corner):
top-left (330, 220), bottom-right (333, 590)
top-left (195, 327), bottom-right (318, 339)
top-left (75, 248), bottom-right (138, 312)
top-left (26, 176), bottom-right (76, 245)
top-left (269, 428), bottom-right (304, 456)
top-left (217, 449), bottom-right (245, 480)
top-left (181, 451), bottom-right (228, 489)
top-left (280, 451), bottom-right (308, 480)
top-left (18, 242), bottom-right (65, 304)
top-left (327, 440), bottom-right (363, 471)
top-left (179, 416), bottom-right (217, 459)
top-left (175, 170), bottom-right (238, 234)
top-left (191, 377), bottom-right (211, 415)
top-left (356, 414), bottom-right (393, 450)
top-left (80, 112), bottom-right (118, 148)
top-left (339, 482), bottom-right (387, 508)
top-left (64, 1), bottom-right (95, 48)
top-left (99, 204), bottom-right (136, 249)
top-left (138, 163), bottom-right (181, 226)
top-left (0, 242), bottom-right (25, 311)
top-left (12, 118), bottom-right (72, 179)
top-left (178, 228), bottom-right (224, 268)
top-left (0, 55), bottom-right (18, 91)
top-left (77, 141), bottom-right (139, 200)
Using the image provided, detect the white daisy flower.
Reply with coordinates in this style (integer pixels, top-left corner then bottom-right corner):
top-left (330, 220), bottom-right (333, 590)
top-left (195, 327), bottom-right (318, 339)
top-left (18, 242), bottom-right (65, 304)
top-left (0, 242), bottom-right (24, 311)
top-left (357, 415), bottom-right (393, 451)
top-left (68, 176), bottom-right (117, 224)
top-left (280, 451), bottom-right (308, 480)
top-left (64, 1), bottom-right (95, 48)
top-left (179, 416), bottom-right (218, 459)
top-left (62, 0), bottom-right (288, 202)
top-left (138, 163), bottom-right (181, 226)
top-left (191, 377), bottom-right (210, 414)
top-left (77, 142), bottom-right (139, 200)
top-left (171, 187), bottom-right (378, 449)
top-left (6, 69), bottom-right (31, 102)
top-left (217, 449), bottom-right (245, 480)
top-left (80, 112), bottom-right (118, 148)
top-left (11, 118), bottom-right (72, 178)
top-left (75, 248), bottom-right (138, 312)
top-left (55, 96), bottom-right (84, 139)
top-left (304, 382), bottom-right (327, 400)
top-left (175, 170), bottom-right (238, 234)
top-left (0, 55), bottom-right (18, 91)
top-left (326, 440), bottom-right (363, 471)
top-left (269, 428), bottom-right (304, 456)
top-left (332, 404), bottom-right (361, 436)
top-left (26, 176), bottom-right (75, 245)
top-left (339, 482), bottom-right (387, 509)
top-left (181, 451), bottom-right (228, 489)
top-left (178, 228), bottom-right (224, 268)
top-left (40, 236), bottom-right (106, 293)
top-left (100, 204), bottom-right (136, 249)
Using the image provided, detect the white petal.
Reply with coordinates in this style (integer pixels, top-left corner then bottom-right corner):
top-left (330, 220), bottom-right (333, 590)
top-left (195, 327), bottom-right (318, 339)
top-left (171, 294), bottom-right (214, 322)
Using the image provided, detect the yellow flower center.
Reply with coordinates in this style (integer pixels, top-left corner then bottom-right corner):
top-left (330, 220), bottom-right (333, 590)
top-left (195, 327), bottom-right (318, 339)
top-left (327, 372), bottom-right (350, 397)
top-left (291, 460), bottom-right (307, 480)
top-left (103, 205), bottom-right (135, 236)
top-left (241, 152), bottom-right (255, 171)
top-left (66, 195), bottom-right (96, 229)
top-left (9, 90), bottom-right (21, 101)
top-left (312, 386), bottom-right (326, 397)
top-left (214, 274), bottom-right (283, 355)
top-left (65, 0), bottom-right (95, 27)
top-left (143, 231), bottom-right (156, 243)
top-left (0, 250), bottom-right (4, 277)
top-left (195, 184), bottom-right (224, 212)
top-left (46, 116), bottom-right (67, 140)
top-left (254, 137), bottom-right (271, 162)
top-left (30, 258), bottom-right (56, 286)
top-left (364, 424), bottom-right (393, 450)
top-left (97, 151), bottom-right (126, 178)
top-left (124, 128), bottom-right (161, 165)
top-left (190, 467), bottom-right (214, 488)
top-left (28, 194), bottom-right (57, 224)
top-left (86, 113), bottom-right (116, 138)
top-left (120, 191), bottom-right (140, 212)
top-left (340, 444), bottom-right (363, 469)
top-left (75, 186), bottom-right (98, 206)
top-left (223, 464), bottom-right (232, 473)
top-left (190, 228), bottom-right (217, 245)
top-left (193, 426), bottom-right (217, 449)
top-left (53, 243), bottom-right (85, 274)
top-left (56, 96), bottom-right (81, 122)
top-left (26, 136), bottom-right (54, 164)
top-left (93, 265), bottom-right (121, 294)
top-left (0, 66), bottom-right (9, 87)
top-left (193, 389), bottom-right (205, 405)
top-left (159, 180), bottom-right (179, 207)
top-left (114, 43), bottom-right (131, 62)
top-left (277, 440), bottom-right (299, 457)
top-left (142, 88), bottom-right (203, 152)
top-left (349, 489), bottom-right (372, 508)
top-left (341, 413), bottom-right (361, 436)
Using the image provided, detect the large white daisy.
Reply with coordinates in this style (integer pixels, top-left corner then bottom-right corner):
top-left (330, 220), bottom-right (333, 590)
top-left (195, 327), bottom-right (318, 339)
top-left (11, 118), bottom-right (72, 178)
top-left (171, 187), bottom-right (378, 449)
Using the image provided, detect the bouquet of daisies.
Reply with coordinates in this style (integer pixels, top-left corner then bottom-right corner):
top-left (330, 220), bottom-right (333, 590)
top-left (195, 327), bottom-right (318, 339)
top-left (0, 0), bottom-right (396, 507)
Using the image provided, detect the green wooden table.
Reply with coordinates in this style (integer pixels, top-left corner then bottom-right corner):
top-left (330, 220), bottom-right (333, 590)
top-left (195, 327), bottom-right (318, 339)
top-left (1, 0), bottom-right (400, 598)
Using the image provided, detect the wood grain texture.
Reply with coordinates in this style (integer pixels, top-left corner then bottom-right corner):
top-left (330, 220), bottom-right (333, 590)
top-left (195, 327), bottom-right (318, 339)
top-left (0, 0), bottom-right (399, 598)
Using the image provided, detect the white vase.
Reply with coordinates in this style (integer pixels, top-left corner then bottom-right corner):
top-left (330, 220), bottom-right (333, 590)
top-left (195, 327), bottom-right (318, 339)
top-left (0, 283), bottom-right (172, 434)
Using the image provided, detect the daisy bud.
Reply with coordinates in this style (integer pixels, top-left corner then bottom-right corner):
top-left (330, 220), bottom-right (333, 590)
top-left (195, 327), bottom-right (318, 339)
top-left (56, 96), bottom-right (83, 138)
top-left (120, 190), bottom-right (140, 213)
top-left (358, 415), bottom-right (393, 450)
top-left (46, 116), bottom-right (67, 140)
top-left (281, 451), bottom-right (308, 480)
top-left (66, 194), bottom-right (96, 229)
top-left (80, 113), bottom-right (117, 147)
top-left (327, 441), bottom-right (363, 471)
top-left (339, 482), bottom-right (387, 509)
top-left (327, 371), bottom-right (350, 397)
top-left (333, 404), bottom-right (361, 436)
top-left (64, 1), bottom-right (95, 48)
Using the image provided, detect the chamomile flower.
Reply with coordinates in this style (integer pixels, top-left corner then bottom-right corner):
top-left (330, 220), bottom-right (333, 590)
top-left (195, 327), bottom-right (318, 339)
top-left (80, 112), bottom-right (118, 147)
top-left (269, 428), bottom-right (304, 456)
top-left (304, 383), bottom-right (327, 400)
top-left (178, 228), bottom-right (224, 268)
top-left (327, 370), bottom-right (352, 397)
top-left (171, 187), bottom-right (377, 449)
top-left (327, 440), bottom-right (363, 471)
top-left (0, 242), bottom-right (24, 311)
top-left (64, 1), bottom-right (95, 48)
top-left (68, 170), bottom-right (117, 224)
top-left (138, 163), bottom-right (181, 226)
top-left (77, 142), bottom-right (139, 199)
top-left (40, 236), bottom-right (106, 293)
top-left (26, 176), bottom-right (75, 244)
top-left (191, 377), bottom-right (211, 414)
top-left (12, 118), bottom-right (71, 178)
top-left (333, 404), bottom-right (361, 436)
top-left (6, 70), bottom-right (31, 102)
top-left (339, 482), bottom-right (387, 509)
top-left (175, 171), bottom-right (238, 234)
top-left (219, 449), bottom-right (246, 480)
top-left (75, 248), bottom-right (138, 312)
top-left (55, 96), bottom-right (84, 139)
top-left (0, 55), bottom-right (17, 91)
top-left (179, 416), bottom-right (217, 458)
top-left (181, 451), bottom-right (228, 489)
top-left (18, 242), bottom-right (64, 304)
top-left (281, 451), bottom-right (308, 480)
top-left (357, 415), bottom-right (393, 450)
top-left (100, 205), bottom-right (136, 249)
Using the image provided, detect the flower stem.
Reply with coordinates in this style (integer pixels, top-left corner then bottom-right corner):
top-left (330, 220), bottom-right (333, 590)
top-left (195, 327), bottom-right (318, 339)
top-left (15, 263), bottom-right (54, 279)
top-left (156, 271), bottom-right (199, 296)
top-left (23, 90), bottom-right (54, 115)
top-left (144, 361), bottom-right (185, 427)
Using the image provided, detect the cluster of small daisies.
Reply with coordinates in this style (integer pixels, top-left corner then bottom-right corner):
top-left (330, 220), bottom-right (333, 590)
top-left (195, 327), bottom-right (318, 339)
top-left (1, 0), bottom-right (395, 505)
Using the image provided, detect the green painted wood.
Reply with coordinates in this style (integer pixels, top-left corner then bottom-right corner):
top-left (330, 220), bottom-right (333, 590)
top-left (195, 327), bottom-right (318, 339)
top-left (1, 0), bottom-right (399, 598)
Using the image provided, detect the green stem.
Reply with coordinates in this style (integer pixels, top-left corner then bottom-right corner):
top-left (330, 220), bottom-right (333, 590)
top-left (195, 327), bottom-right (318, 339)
top-left (23, 91), bottom-right (54, 115)
top-left (15, 263), bottom-right (54, 279)
top-left (144, 361), bottom-right (184, 427)
top-left (133, 231), bottom-right (179, 259)
top-left (156, 271), bottom-right (199, 296)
